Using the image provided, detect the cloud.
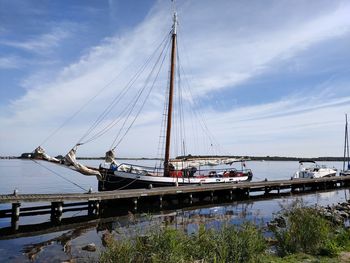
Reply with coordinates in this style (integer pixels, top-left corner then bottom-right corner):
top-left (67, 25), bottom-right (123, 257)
top-left (0, 56), bottom-right (22, 69)
top-left (177, 1), bottom-right (350, 95)
top-left (0, 27), bottom-right (72, 55)
top-left (0, 1), bottom-right (350, 157)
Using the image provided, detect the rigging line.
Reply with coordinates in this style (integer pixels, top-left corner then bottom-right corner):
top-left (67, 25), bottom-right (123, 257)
top-left (176, 26), bottom-right (224, 151)
top-left (113, 38), bottom-right (171, 149)
top-left (77, 31), bottom-right (172, 145)
top-left (31, 159), bottom-right (88, 192)
top-left (78, 32), bottom-right (172, 145)
top-left (83, 36), bottom-right (172, 145)
top-left (116, 177), bottom-right (140, 190)
top-left (110, 35), bottom-right (172, 149)
top-left (156, 62), bottom-right (171, 167)
top-left (179, 61), bottom-right (223, 153)
top-left (38, 38), bottom-right (160, 148)
top-left (176, 44), bottom-right (186, 156)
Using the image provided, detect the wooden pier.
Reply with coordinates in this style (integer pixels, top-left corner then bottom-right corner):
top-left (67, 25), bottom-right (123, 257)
top-left (1, 176), bottom-right (350, 231)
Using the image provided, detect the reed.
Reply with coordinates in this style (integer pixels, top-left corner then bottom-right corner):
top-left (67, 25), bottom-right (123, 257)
top-left (100, 222), bottom-right (266, 263)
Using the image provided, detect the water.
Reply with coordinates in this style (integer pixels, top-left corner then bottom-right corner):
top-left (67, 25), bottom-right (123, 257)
top-left (0, 159), bottom-right (348, 262)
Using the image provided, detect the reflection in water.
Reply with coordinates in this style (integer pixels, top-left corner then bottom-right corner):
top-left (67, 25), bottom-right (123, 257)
top-left (0, 188), bottom-right (349, 262)
top-left (0, 160), bottom-right (349, 262)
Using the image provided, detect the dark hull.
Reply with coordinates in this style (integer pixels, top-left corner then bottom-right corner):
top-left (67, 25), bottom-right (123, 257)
top-left (98, 172), bottom-right (253, 191)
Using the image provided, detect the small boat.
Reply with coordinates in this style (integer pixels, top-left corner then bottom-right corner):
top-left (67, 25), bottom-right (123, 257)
top-left (293, 160), bottom-right (337, 179)
top-left (30, 6), bottom-right (253, 190)
top-left (340, 114), bottom-right (350, 176)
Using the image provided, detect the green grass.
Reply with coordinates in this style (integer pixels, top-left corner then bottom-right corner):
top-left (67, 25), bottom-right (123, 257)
top-left (100, 223), bottom-right (267, 263)
top-left (100, 203), bottom-right (350, 263)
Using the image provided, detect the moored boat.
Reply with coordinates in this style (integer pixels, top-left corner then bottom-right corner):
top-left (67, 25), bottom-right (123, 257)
top-left (29, 4), bottom-right (253, 190)
top-left (293, 160), bottom-right (337, 179)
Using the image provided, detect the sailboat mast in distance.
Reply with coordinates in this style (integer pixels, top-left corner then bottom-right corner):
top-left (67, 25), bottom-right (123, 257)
top-left (344, 114), bottom-right (349, 171)
top-left (164, 11), bottom-right (177, 177)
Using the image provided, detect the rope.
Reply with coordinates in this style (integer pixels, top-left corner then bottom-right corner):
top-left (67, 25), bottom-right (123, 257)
top-left (38, 53), bottom-right (141, 148)
top-left (111, 37), bottom-right (171, 149)
top-left (77, 31), bottom-right (172, 145)
top-left (32, 159), bottom-right (88, 192)
top-left (116, 176), bottom-right (140, 190)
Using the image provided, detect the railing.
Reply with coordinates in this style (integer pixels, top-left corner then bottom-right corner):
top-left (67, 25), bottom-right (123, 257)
top-left (115, 162), bottom-right (252, 178)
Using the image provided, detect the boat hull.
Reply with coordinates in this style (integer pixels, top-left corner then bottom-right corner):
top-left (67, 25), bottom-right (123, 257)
top-left (98, 170), bottom-right (252, 191)
top-left (340, 170), bottom-right (350, 176)
top-left (293, 171), bottom-right (336, 179)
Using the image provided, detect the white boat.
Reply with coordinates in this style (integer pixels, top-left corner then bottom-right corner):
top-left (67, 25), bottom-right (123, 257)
top-left (293, 160), bottom-right (337, 179)
top-left (29, 6), bottom-right (253, 190)
top-left (340, 114), bottom-right (350, 176)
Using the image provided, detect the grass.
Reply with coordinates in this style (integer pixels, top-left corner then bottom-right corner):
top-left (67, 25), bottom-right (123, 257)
top-left (100, 203), bottom-right (350, 263)
top-left (100, 223), bottom-right (266, 263)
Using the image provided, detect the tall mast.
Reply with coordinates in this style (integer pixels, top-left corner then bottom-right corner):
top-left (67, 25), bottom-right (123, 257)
top-left (164, 11), bottom-right (177, 176)
top-left (344, 114), bottom-right (349, 171)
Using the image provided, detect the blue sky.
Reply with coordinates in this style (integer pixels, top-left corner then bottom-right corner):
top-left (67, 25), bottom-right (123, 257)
top-left (0, 0), bottom-right (350, 158)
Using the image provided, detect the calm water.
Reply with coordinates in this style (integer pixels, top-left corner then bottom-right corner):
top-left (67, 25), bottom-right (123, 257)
top-left (0, 159), bottom-right (348, 262)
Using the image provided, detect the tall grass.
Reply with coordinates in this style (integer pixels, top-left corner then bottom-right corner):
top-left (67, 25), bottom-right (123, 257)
top-left (100, 222), bottom-right (267, 263)
top-left (100, 203), bottom-right (350, 262)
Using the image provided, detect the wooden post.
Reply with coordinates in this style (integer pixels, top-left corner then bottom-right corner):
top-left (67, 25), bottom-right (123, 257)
top-left (159, 195), bottom-right (163, 208)
top-left (229, 190), bottom-right (233, 201)
top-left (133, 198), bottom-right (138, 211)
top-left (88, 200), bottom-right (100, 215)
top-left (11, 203), bottom-right (20, 231)
top-left (189, 194), bottom-right (193, 204)
top-left (51, 202), bottom-right (63, 222)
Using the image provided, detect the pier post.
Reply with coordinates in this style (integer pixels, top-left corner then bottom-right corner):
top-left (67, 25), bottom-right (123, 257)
top-left (264, 187), bottom-right (269, 195)
top-left (51, 202), bottom-right (63, 223)
top-left (95, 201), bottom-right (100, 215)
top-left (277, 187), bottom-right (280, 195)
top-left (159, 195), bottom-right (163, 208)
top-left (133, 198), bottom-right (138, 211)
top-left (11, 203), bottom-right (20, 231)
top-left (189, 194), bottom-right (193, 204)
top-left (210, 191), bottom-right (214, 202)
top-left (229, 190), bottom-right (233, 201)
top-left (88, 200), bottom-right (100, 216)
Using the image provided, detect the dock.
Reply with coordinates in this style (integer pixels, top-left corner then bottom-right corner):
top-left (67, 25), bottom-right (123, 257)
top-left (1, 176), bottom-right (350, 232)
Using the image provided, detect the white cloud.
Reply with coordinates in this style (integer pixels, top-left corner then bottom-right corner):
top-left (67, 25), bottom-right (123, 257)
top-left (0, 56), bottom-right (22, 69)
top-left (1, 0), bottom-right (350, 157)
top-left (0, 27), bottom-right (71, 55)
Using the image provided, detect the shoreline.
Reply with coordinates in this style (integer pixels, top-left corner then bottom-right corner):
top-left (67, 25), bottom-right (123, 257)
top-left (0, 155), bottom-right (346, 162)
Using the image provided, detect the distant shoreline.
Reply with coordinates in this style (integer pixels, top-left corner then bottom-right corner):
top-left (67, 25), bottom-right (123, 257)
top-left (0, 155), bottom-right (346, 162)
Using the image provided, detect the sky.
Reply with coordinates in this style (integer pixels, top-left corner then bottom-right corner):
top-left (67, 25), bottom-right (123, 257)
top-left (0, 0), bottom-right (349, 158)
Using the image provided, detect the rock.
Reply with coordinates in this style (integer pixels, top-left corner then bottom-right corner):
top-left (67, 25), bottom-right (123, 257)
top-left (82, 243), bottom-right (96, 252)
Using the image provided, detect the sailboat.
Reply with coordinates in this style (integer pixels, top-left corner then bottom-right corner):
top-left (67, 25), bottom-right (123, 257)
top-left (340, 114), bottom-right (350, 176)
top-left (30, 8), bottom-right (253, 190)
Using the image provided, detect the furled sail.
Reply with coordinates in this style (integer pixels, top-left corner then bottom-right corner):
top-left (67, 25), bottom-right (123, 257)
top-left (170, 157), bottom-right (246, 169)
top-left (64, 146), bottom-right (102, 179)
top-left (105, 150), bottom-right (117, 164)
top-left (33, 146), bottom-right (60, 162)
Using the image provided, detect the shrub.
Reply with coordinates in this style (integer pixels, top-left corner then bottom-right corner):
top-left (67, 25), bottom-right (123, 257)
top-left (271, 205), bottom-right (333, 256)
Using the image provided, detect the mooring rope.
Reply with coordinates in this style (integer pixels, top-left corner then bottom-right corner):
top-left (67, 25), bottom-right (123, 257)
top-left (32, 159), bottom-right (88, 192)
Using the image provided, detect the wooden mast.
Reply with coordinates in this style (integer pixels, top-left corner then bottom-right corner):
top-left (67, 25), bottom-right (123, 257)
top-left (164, 12), bottom-right (177, 177)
